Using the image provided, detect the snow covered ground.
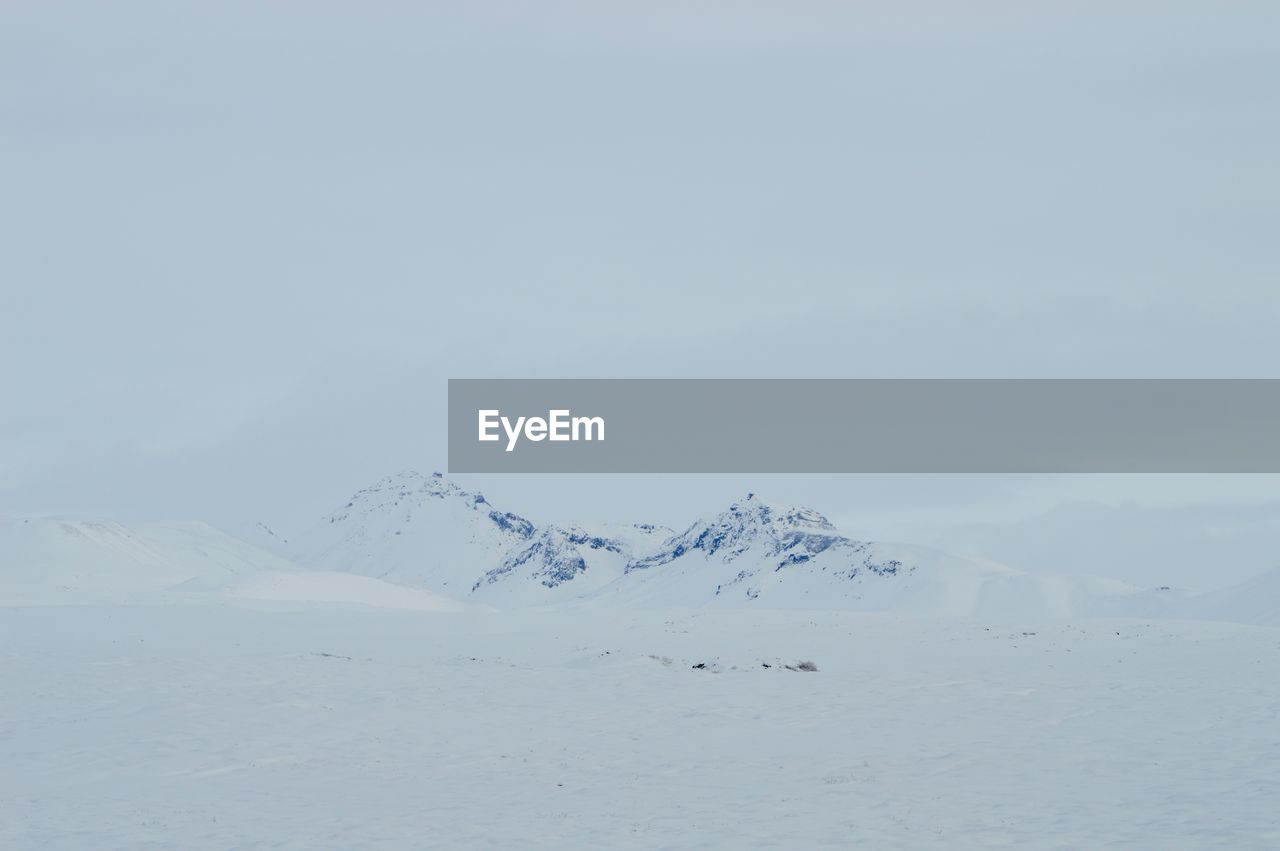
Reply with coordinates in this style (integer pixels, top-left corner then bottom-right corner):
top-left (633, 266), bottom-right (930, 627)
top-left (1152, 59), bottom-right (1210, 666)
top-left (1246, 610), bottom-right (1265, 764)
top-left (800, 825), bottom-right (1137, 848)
top-left (3, 477), bottom-right (1278, 847)
top-left (4, 601), bottom-right (1278, 849)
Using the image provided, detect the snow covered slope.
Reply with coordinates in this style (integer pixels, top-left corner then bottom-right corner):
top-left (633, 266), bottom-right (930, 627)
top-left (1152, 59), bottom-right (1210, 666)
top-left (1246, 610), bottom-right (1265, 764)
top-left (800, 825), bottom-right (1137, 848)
top-left (0, 516), bottom-right (298, 603)
top-left (0, 514), bottom-right (480, 613)
top-left (222, 520), bottom-right (291, 553)
top-left (286, 471), bottom-right (537, 595)
top-left (203, 570), bottom-right (479, 612)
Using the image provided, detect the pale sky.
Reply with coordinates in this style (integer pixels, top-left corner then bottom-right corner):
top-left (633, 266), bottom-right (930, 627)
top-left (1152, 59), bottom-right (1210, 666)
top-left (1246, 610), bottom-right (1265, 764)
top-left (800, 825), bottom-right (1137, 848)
top-left (2, 2), bottom-right (1277, 588)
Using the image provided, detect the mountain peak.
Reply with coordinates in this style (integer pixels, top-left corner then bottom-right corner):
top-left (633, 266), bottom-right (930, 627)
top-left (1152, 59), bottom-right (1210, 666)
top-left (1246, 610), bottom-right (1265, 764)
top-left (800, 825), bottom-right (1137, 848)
top-left (627, 496), bottom-right (845, 573)
top-left (330, 471), bottom-right (488, 520)
top-left (720, 494), bottom-right (838, 535)
top-left (290, 470), bottom-right (534, 591)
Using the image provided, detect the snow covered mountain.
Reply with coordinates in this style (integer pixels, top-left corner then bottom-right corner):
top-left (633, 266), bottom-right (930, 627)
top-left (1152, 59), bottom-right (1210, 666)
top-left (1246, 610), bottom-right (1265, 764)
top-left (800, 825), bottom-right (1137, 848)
top-left (285, 476), bottom-right (1169, 619)
top-left (286, 471), bottom-right (538, 595)
top-left (7, 474), bottom-right (1267, 624)
top-left (567, 494), bottom-right (1150, 617)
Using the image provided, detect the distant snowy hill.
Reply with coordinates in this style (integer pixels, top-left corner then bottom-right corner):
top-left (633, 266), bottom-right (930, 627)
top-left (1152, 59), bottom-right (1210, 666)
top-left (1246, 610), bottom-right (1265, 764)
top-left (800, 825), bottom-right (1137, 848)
top-left (0, 514), bottom-right (482, 612)
top-left (0, 516), bottom-right (297, 602)
top-left (286, 471), bottom-right (538, 595)
top-left (1177, 567), bottom-right (1280, 626)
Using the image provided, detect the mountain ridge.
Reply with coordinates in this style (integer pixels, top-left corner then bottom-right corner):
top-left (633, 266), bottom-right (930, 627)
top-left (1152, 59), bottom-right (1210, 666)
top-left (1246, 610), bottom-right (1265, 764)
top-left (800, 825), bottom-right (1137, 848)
top-left (2, 472), bottom-right (1272, 625)
top-left (280, 472), bottom-right (1180, 618)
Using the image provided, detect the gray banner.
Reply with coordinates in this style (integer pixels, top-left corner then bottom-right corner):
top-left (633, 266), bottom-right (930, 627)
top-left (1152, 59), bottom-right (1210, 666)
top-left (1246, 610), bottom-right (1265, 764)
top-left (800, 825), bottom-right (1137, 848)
top-left (447, 379), bottom-right (1280, 473)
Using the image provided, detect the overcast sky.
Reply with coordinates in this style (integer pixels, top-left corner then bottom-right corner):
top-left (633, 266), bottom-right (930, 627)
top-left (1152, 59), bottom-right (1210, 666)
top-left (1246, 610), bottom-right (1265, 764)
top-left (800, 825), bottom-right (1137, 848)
top-left (2, 2), bottom-right (1277, 587)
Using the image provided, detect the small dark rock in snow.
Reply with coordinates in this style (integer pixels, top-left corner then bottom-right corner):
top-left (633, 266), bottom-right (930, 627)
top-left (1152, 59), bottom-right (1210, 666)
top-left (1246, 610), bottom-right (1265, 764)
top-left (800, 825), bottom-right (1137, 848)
top-left (785, 660), bottom-right (818, 672)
